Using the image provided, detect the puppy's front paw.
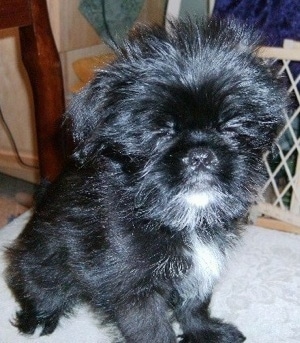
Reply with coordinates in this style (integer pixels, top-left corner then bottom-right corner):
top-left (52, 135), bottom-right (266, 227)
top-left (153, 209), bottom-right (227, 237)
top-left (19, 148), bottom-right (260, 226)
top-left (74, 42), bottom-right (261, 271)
top-left (178, 322), bottom-right (246, 343)
top-left (208, 322), bottom-right (246, 343)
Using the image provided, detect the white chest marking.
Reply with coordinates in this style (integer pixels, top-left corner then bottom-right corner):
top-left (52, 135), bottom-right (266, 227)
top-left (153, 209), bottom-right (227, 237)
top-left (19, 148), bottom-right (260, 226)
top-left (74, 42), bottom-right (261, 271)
top-left (177, 238), bottom-right (225, 302)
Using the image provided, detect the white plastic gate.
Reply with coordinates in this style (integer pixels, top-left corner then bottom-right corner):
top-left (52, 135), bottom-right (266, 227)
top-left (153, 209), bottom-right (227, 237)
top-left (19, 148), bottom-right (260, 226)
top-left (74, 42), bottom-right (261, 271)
top-left (253, 41), bottom-right (300, 233)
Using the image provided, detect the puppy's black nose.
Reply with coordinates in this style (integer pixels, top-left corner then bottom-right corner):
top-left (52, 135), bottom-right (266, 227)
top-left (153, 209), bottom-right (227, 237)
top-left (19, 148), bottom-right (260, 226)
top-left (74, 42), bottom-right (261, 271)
top-left (183, 148), bottom-right (218, 171)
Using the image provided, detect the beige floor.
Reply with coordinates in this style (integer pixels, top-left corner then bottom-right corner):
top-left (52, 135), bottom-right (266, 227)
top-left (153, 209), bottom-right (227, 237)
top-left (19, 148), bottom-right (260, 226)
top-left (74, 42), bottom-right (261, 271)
top-left (1, 212), bottom-right (300, 342)
top-left (0, 172), bottom-right (34, 228)
top-left (0, 196), bottom-right (27, 228)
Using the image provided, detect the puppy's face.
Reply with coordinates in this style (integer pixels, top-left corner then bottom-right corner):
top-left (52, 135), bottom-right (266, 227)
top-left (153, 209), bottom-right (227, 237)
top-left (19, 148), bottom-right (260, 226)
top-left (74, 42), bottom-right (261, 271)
top-left (70, 19), bottom-right (286, 229)
top-left (119, 78), bottom-right (277, 228)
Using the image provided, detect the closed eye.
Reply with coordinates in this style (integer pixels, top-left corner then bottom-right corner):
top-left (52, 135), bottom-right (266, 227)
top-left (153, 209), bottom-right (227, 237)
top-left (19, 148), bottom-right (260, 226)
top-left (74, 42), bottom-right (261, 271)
top-left (153, 118), bottom-right (176, 137)
top-left (159, 125), bottom-right (175, 136)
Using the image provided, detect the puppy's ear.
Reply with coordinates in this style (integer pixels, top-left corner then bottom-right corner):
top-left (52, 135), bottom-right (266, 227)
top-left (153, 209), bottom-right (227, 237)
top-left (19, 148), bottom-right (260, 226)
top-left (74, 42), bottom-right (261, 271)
top-left (64, 68), bottom-right (120, 164)
top-left (65, 75), bottom-right (109, 144)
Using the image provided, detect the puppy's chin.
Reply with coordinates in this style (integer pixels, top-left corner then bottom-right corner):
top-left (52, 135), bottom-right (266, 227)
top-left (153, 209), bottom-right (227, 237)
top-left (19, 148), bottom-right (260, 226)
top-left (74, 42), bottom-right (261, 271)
top-left (184, 192), bottom-right (215, 208)
top-left (182, 173), bottom-right (217, 208)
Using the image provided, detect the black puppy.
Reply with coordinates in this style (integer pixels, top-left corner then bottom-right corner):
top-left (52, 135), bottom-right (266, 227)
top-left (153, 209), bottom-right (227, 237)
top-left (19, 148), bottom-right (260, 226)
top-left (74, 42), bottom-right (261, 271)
top-left (5, 18), bottom-right (286, 342)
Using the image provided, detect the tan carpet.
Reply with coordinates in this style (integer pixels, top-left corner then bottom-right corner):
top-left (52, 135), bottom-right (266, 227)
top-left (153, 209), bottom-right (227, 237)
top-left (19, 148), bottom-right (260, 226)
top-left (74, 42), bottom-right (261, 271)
top-left (0, 197), bottom-right (27, 228)
top-left (0, 212), bottom-right (300, 342)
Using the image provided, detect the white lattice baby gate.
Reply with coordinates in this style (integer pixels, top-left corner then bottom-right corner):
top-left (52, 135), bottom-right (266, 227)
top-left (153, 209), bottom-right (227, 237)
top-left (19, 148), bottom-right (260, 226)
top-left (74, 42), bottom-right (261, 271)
top-left (252, 40), bottom-right (300, 233)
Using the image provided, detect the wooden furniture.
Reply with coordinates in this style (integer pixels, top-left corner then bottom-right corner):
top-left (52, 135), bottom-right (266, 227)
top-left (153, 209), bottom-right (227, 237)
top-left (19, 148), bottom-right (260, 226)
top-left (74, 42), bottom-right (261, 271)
top-left (0, 0), bottom-right (166, 182)
top-left (0, 0), bottom-right (65, 181)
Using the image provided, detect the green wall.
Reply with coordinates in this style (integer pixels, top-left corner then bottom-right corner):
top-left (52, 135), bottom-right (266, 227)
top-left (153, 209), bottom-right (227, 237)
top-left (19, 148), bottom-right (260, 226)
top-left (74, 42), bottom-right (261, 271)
top-left (179, 0), bottom-right (208, 17)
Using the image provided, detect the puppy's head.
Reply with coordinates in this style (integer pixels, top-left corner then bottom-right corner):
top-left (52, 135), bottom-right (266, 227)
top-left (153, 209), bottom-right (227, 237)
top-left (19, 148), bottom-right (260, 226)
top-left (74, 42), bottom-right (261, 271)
top-left (68, 18), bottom-right (286, 230)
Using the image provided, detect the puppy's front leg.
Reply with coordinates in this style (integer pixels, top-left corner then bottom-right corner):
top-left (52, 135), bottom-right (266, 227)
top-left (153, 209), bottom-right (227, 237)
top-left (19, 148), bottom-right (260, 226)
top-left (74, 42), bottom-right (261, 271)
top-left (114, 293), bottom-right (177, 343)
top-left (176, 296), bottom-right (246, 343)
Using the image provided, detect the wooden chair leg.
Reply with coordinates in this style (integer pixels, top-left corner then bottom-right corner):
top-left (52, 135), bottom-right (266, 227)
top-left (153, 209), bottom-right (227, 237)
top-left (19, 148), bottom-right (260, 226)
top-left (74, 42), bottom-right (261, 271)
top-left (19, 0), bottom-right (65, 181)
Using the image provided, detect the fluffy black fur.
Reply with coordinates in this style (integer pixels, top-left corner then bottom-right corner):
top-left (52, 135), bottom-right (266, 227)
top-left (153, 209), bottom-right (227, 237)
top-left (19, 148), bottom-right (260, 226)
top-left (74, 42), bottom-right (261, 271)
top-left (5, 18), bottom-right (286, 342)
